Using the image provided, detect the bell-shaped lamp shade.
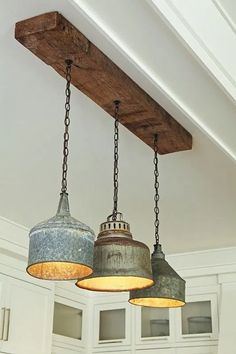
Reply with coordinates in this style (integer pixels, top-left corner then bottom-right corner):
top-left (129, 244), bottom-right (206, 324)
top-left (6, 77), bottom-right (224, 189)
top-left (76, 216), bottom-right (153, 291)
top-left (129, 244), bottom-right (185, 307)
top-left (27, 193), bottom-right (95, 280)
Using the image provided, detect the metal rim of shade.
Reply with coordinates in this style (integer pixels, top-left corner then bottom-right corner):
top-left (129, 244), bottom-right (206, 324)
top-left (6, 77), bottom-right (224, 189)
top-left (128, 298), bottom-right (185, 308)
top-left (77, 276), bottom-right (154, 292)
top-left (26, 261), bottom-right (92, 281)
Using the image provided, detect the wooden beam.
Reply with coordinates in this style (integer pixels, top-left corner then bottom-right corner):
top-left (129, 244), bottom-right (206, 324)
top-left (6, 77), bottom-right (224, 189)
top-left (15, 11), bottom-right (192, 154)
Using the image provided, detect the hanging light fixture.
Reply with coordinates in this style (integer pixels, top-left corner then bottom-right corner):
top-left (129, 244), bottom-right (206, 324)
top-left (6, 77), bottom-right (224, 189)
top-left (76, 101), bottom-right (153, 292)
top-left (129, 134), bottom-right (185, 307)
top-left (26, 60), bottom-right (95, 280)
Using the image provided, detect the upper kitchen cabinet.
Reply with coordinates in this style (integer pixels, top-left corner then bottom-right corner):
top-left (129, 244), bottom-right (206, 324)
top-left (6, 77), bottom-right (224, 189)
top-left (52, 284), bottom-right (89, 354)
top-left (176, 293), bottom-right (218, 342)
top-left (174, 276), bottom-right (219, 346)
top-left (93, 296), bottom-right (132, 350)
top-left (135, 306), bottom-right (173, 346)
top-left (0, 273), bottom-right (53, 354)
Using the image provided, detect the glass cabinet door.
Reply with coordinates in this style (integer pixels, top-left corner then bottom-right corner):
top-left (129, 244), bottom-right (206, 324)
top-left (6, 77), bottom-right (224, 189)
top-left (53, 302), bottom-right (83, 340)
top-left (181, 300), bottom-right (212, 335)
top-left (52, 289), bottom-right (87, 352)
top-left (99, 308), bottom-right (126, 341)
top-left (94, 301), bottom-right (131, 347)
top-left (141, 307), bottom-right (170, 338)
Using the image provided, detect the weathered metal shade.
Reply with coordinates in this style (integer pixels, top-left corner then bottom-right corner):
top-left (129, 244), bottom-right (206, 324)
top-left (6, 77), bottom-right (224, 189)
top-left (27, 193), bottom-right (95, 280)
top-left (129, 244), bottom-right (185, 307)
top-left (76, 215), bottom-right (153, 291)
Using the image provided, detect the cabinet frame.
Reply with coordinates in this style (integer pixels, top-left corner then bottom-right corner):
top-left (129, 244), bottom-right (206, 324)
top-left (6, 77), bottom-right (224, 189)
top-left (0, 274), bottom-right (7, 352)
top-left (0, 273), bottom-right (53, 354)
top-left (93, 300), bottom-right (131, 348)
top-left (53, 294), bottom-right (87, 351)
top-left (175, 292), bottom-right (219, 343)
top-left (134, 305), bottom-right (175, 346)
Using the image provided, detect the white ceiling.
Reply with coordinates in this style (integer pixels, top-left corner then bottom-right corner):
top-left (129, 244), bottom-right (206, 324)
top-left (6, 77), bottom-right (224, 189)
top-left (213, 0), bottom-right (236, 31)
top-left (0, 0), bottom-right (236, 254)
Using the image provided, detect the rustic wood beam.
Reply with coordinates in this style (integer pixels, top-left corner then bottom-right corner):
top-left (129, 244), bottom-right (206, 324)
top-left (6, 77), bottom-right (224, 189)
top-left (15, 11), bottom-right (192, 154)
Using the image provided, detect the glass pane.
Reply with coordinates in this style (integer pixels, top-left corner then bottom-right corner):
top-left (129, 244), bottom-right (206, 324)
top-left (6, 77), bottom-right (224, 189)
top-left (53, 302), bottom-right (83, 340)
top-left (99, 309), bottom-right (125, 340)
top-left (181, 301), bottom-right (212, 335)
top-left (141, 307), bottom-right (169, 338)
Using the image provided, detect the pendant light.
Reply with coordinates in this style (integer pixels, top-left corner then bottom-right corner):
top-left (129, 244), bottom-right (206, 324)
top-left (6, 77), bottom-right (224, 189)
top-left (26, 60), bottom-right (95, 280)
top-left (129, 134), bottom-right (185, 307)
top-left (76, 101), bottom-right (153, 292)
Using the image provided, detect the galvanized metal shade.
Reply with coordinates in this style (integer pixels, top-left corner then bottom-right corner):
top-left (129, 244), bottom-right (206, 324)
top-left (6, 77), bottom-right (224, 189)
top-left (76, 216), bottom-right (153, 291)
top-left (27, 193), bottom-right (95, 280)
top-left (129, 244), bottom-right (185, 307)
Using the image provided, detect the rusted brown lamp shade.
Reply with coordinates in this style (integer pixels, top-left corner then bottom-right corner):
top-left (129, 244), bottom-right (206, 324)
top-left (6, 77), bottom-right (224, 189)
top-left (27, 193), bottom-right (95, 280)
top-left (76, 215), bottom-right (153, 291)
top-left (129, 244), bottom-right (185, 307)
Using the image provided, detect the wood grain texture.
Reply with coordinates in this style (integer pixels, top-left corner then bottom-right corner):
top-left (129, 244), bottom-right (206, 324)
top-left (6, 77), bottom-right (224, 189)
top-left (15, 11), bottom-right (192, 154)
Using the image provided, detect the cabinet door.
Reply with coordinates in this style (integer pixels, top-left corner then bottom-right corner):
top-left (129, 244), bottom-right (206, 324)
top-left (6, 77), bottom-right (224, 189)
top-left (2, 277), bottom-right (53, 354)
top-left (176, 293), bottom-right (218, 342)
top-left (176, 346), bottom-right (217, 354)
top-left (135, 306), bottom-right (172, 346)
top-left (52, 347), bottom-right (86, 354)
top-left (53, 302), bottom-right (83, 340)
top-left (94, 301), bottom-right (131, 347)
top-left (141, 307), bottom-right (170, 338)
top-left (137, 349), bottom-right (175, 354)
top-left (99, 308), bottom-right (126, 341)
top-left (0, 275), bottom-right (7, 351)
top-left (53, 295), bottom-right (86, 351)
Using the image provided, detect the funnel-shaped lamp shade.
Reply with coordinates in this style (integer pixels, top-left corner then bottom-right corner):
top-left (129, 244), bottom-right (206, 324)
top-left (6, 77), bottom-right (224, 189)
top-left (27, 193), bottom-right (95, 280)
top-left (76, 217), bottom-right (153, 291)
top-left (129, 244), bottom-right (185, 307)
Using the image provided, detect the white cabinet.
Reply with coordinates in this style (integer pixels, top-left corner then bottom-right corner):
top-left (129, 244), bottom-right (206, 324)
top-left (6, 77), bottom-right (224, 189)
top-left (175, 346), bottom-right (217, 354)
top-left (93, 297), bottom-right (132, 350)
top-left (92, 352), bottom-right (130, 354)
top-left (136, 350), bottom-right (175, 354)
top-left (181, 301), bottom-right (212, 335)
top-left (175, 292), bottom-right (218, 343)
top-left (0, 273), bottom-right (53, 354)
top-left (135, 306), bottom-right (174, 347)
top-left (53, 296), bottom-right (86, 351)
top-left (136, 350), bottom-right (217, 354)
top-left (134, 291), bottom-right (218, 351)
top-left (52, 350), bottom-right (74, 354)
top-left (53, 302), bottom-right (83, 340)
top-left (92, 280), bottom-right (219, 353)
top-left (0, 275), bottom-right (7, 347)
top-left (99, 308), bottom-right (126, 341)
top-left (141, 307), bottom-right (170, 338)
top-left (52, 347), bottom-right (86, 354)
top-left (52, 284), bottom-right (89, 354)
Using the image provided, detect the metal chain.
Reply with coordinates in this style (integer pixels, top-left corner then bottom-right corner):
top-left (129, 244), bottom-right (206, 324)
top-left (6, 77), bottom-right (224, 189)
top-left (61, 60), bottom-right (72, 194)
top-left (154, 134), bottom-right (160, 245)
top-left (112, 100), bottom-right (120, 220)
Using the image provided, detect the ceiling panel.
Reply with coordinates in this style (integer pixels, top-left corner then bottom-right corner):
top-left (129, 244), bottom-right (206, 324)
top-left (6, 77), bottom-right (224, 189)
top-left (1, 0), bottom-right (236, 254)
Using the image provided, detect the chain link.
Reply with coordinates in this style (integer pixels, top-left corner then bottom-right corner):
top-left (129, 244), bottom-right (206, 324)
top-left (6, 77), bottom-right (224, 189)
top-left (154, 134), bottom-right (160, 245)
top-left (112, 100), bottom-right (120, 220)
top-left (61, 60), bottom-right (72, 194)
